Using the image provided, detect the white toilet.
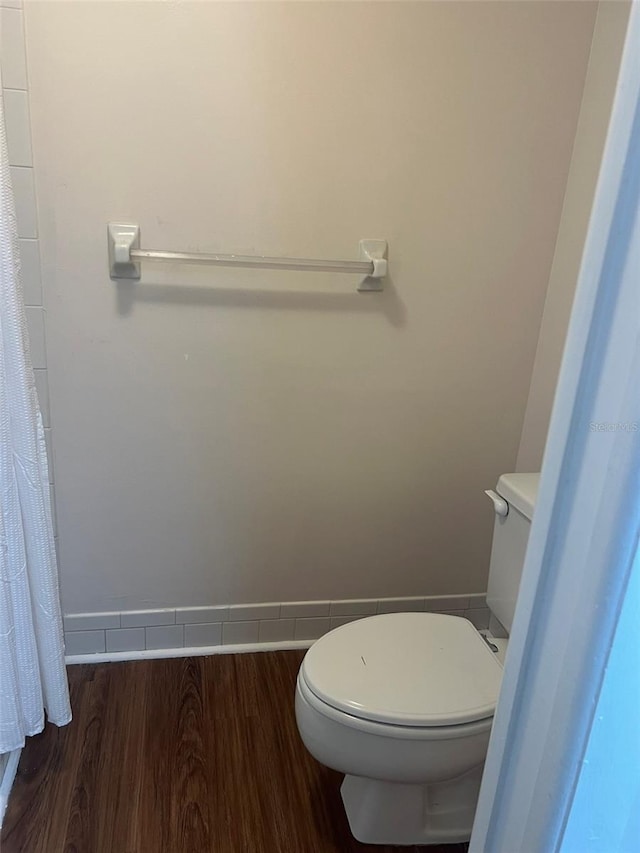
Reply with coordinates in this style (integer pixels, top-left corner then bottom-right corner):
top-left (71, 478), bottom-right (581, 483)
top-left (295, 472), bottom-right (539, 845)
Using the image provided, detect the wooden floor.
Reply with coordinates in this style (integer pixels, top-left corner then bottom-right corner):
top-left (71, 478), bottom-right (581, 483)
top-left (2, 651), bottom-right (469, 853)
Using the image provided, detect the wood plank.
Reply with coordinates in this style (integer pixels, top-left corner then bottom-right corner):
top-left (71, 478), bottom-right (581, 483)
top-left (138, 656), bottom-right (211, 853)
top-left (1, 665), bottom-right (91, 852)
top-left (63, 663), bottom-right (113, 851)
top-left (92, 661), bottom-right (148, 853)
top-left (2, 651), bottom-right (468, 853)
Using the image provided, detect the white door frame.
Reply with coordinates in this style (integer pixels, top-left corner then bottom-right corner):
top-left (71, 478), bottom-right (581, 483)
top-left (470, 5), bottom-right (640, 851)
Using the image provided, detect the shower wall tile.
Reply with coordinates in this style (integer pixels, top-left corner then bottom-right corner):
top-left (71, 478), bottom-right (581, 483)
top-left (1, 1), bottom-right (60, 657)
top-left (106, 628), bottom-right (145, 653)
top-left (44, 427), bottom-right (54, 483)
top-left (222, 621), bottom-right (259, 645)
top-left (20, 238), bottom-right (42, 305)
top-left (146, 624), bottom-right (183, 650)
top-left (3, 0), bottom-right (60, 598)
top-left (34, 369), bottom-right (49, 424)
top-left (25, 306), bottom-right (46, 367)
top-left (0, 6), bottom-right (27, 89)
top-left (9, 166), bottom-right (37, 237)
top-left (330, 615), bottom-right (361, 630)
top-left (64, 630), bottom-right (105, 655)
top-left (184, 622), bottom-right (222, 647)
top-left (258, 618), bottom-right (295, 643)
top-left (294, 617), bottom-right (332, 641)
top-left (3, 88), bottom-right (31, 166)
top-left (49, 484), bottom-right (57, 534)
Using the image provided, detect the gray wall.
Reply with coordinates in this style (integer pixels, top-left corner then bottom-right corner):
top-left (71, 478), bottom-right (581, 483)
top-left (25, 1), bottom-right (597, 613)
top-left (517, 1), bottom-right (631, 472)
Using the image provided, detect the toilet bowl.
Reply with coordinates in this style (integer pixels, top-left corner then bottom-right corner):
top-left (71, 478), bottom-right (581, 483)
top-left (295, 612), bottom-right (504, 845)
top-left (295, 472), bottom-right (539, 845)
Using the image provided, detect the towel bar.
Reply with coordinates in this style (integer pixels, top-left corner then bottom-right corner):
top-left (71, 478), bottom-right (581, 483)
top-left (108, 223), bottom-right (387, 292)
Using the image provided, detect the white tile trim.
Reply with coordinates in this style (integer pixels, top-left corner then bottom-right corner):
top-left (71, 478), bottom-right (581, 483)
top-left (66, 639), bottom-right (315, 665)
top-left (227, 603), bottom-right (280, 621)
top-left (64, 611), bottom-right (120, 631)
top-left (176, 606), bottom-right (229, 624)
top-left (376, 596), bottom-right (425, 614)
top-left (120, 609), bottom-right (175, 628)
top-left (329, 599), bottom-right (378, 617)
top-left (280, 601), bottom-right (330, 618)
top-left (424, 594), bottom-right (471, 611)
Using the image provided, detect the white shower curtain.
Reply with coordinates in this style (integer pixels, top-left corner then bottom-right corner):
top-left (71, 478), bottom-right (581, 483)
top-left (0, 88), bottom-right (71, 753)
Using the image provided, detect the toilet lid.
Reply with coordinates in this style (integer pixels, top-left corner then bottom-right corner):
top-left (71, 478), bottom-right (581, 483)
top-left (301, 613), bottom-right (503, 727)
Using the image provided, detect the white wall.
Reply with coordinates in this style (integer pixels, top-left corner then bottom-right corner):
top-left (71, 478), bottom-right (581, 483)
top-left (24, 1), bottom-right (597, 614)
top-left (517, 1), bottom-right (631, 472)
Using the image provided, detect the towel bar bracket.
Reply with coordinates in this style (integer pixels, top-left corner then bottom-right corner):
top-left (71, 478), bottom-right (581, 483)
top-left (357, 240), bottom-right (387, 292)
top-left (107, 223), bottom-right (387, 291)
top-left (108, 223), bottom-right (141, 280)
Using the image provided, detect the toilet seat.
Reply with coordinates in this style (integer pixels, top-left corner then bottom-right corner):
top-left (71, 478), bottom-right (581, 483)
top-left (301, 612), bottom-right (503, 728)
top-left (298, 671), bottom-right (495, 742)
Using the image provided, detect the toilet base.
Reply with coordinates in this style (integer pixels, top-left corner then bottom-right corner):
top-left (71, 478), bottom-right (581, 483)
top-left (340, 764), bottom-right (484, 845)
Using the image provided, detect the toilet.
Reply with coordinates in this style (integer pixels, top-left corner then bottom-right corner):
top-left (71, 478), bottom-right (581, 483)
top-left (295, 472), bottom-right (539, 845)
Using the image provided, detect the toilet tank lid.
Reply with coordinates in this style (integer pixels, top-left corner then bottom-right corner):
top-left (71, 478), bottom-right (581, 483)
top-left (496, 473), bottom-right (540, 520)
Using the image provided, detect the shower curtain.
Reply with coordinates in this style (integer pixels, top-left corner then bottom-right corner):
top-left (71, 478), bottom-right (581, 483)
top-left (0, 87), bottom-right (70, 753)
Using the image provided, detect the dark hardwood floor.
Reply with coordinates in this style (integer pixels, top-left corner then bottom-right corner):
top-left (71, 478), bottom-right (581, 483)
top-left (2, 651), bottom-right (469, 853)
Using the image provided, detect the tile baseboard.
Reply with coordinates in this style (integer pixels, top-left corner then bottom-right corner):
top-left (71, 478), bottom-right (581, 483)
top-left (64, 593), bottom-right (489, 663)
top-left (65, 639), bottom-right (315, 666)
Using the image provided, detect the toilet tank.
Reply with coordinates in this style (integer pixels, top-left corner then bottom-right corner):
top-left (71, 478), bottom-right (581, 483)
top-left (486, 473), bottom-right (540, 633)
